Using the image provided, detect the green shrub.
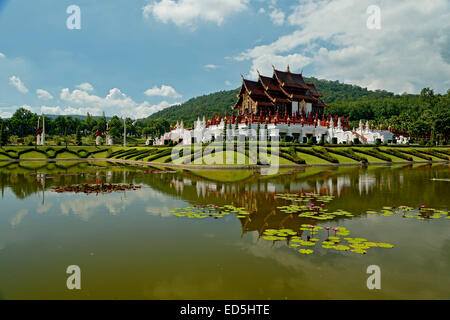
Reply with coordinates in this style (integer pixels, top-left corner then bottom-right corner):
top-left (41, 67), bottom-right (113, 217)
top-left (352, 148), bottom-right (391, 162)
top-left (296, 147), bottom-right (339, 163)
top-left (324, 148), bottom-right (367, 163)
top-left (399, 149), bottom-right (432, 160)
top-left (418, 149), bottom-right (449, 160)
top-left (379, 148), bottom-right (413, 161)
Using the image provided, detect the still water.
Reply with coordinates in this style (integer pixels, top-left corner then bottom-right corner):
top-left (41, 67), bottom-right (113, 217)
top-left (0, 161), bottom-right (449, 299)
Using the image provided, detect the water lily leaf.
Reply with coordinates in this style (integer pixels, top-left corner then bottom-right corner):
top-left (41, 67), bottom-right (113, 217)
top-left (377, 243), bottom-right (394, 248)
top-left (263, 236), bottom-right (280, 241)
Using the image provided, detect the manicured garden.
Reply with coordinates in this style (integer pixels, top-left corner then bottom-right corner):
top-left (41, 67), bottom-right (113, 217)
top-left (1, 145), bottom-right (449, 166)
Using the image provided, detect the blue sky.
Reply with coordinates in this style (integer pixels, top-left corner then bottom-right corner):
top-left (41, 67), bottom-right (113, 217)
top-left (0, 0), bottom-right (449, 119)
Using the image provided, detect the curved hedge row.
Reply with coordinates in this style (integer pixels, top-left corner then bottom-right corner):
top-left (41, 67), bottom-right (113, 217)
top-left (0, 147), bottom-right (110, 160)
top-left (280, 151), bottom-right (306, 164)
top-left (352, 148), bottom-right (392, 162)
top-left (436, 149), bottom-right (450, 156)
top-left (378, 148), bottom-right (413, 161)
top-left (295, 147), bottom-right (339, 163)
top-left (399, 149), bottom-right (432, 161)
top-left (324, 148), bottom-right (367, 163)
top-left (418, 149), bottom-right (449, 160)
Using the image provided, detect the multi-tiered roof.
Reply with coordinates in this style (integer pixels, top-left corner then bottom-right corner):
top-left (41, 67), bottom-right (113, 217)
top-left (234, 66), bottom-right (327, 113)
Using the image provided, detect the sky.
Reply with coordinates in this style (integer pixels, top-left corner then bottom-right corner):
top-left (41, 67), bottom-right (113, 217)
top-left (0, 0), bottom-right (449, 119)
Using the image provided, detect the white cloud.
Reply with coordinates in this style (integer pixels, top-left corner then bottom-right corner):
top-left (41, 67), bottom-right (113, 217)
top-left (237, 0), bottom-right (450, 93)
top-left (40, 105), bottom-right (102, 116)
top-left (36, 89), bottom-right (53, 100)
top-left (9, 75), bottom-right (29, 93)
top-left (0, 52), bottom-right (5, 58)
top-left (225, 80), bottom-right (232, 86)
top-left (133, 100), bottom-right (180, 118)
top-left (61, 87), bottom-right (136, 109)
top-left (144, 85), bottom-right (182, 98)
top-left (238, 52), bottom-right (312, 80)
top-left (269, 8), bottom-right (285, 25)
top-left (204, 64), bottom-right (218, 70)
top-left (258, 8), bottom-right (265, 14)
top-left (0, 111), bottom-right (12, 119)
top-left (59, 87), bottom-right (168, 118)
top-left (76, 82), bottom-right (94, 92)
top-left (143, 0), bottom-right (249, 27)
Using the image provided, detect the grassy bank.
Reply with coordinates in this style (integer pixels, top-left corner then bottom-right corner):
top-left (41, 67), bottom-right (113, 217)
top-left (1, 145), bottom-right (449, 166)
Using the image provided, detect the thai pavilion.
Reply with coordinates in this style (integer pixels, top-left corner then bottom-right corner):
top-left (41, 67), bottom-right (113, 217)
top-left (153, 67), bottom-right (408, 145)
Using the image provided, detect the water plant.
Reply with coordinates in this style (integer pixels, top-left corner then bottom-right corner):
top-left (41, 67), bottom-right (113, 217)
top-left (170, 204), bottom-right (250, 220)
top-left (260, 223), bottom-right (394, 257)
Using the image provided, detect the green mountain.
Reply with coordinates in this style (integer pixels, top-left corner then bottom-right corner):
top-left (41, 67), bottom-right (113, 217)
top-left (147, 77), bottom-right (396, 127)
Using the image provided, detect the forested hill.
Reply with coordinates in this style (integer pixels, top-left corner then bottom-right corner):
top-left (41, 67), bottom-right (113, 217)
top-left (148, 89), bottom-right (239, 127)
top-left (147, 77), bottom-right (396, 126)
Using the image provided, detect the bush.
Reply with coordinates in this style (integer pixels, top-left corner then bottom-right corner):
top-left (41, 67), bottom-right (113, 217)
top-left (353, 138), bottom-right (360, 145)
top-left (399, 149), bottom-right (432, 161)
top-left (332, 137), bottom-right (338, 144)
top-left (418, 149), bottom-right (449, 160)
top-left (296, 147), bottom-right (339, 163)
top-left (379, 148), bottom-right (413, 161)
top-left (375, 139), bottom-right (382, 146)
top-left (352, 148), bottom-right (392, 162)
top-left (324, 148), bottom-right (367, 163)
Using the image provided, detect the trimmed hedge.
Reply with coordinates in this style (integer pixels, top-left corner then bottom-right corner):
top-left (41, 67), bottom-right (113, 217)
top-left (435, 149), bottom-right (450, 156)
top-left (296, 147), bottom-right (339, 163)
top-left (52, 148), bottom-right (79, 158)
top-left (0, 150), bottom-right (17, 159)
top-left (280, 150), bottom-right (306, 164)
top-left (324, 147), bottom-right (367, 163)
top-left (399, 149), bottom-right (432, 161)
top-left (418, 149), bottom-right (449, 160)
top-left (146, 149), bottom-right (173, 162)
top-left (379, 148), bottom-right (413, 161)
top-left (352, 148), bottom-right (392, 162)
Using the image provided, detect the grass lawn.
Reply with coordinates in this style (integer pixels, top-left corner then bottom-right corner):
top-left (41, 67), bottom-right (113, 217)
top-left (348, 149), bottom-right (387, 163)
top-left (150, 154), bottom-right (172, 163)
top-left (55, 151), bottom-right (78, 159)
top-left (1, 146), bottom-right (449, 167)
top-left (377, 150), bottom-right (411, 162)
top-left (328, 153), bottom-right (359, 164)
top-left (296, 152), bottom-right (330, 164)
top-left (19, 151), bottom-right (47, 159)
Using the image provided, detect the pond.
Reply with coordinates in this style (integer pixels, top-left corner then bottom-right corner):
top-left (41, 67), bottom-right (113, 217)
top-left (0, 161), bottom-right (449, 299)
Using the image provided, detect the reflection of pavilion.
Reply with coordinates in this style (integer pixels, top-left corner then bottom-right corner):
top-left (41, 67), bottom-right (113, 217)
top-left (2, 162), bottom-right (437, 237)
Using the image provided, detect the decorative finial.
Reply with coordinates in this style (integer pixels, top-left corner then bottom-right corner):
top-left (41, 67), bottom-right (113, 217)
top-left (287, 65), bottom-right (290, 72)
